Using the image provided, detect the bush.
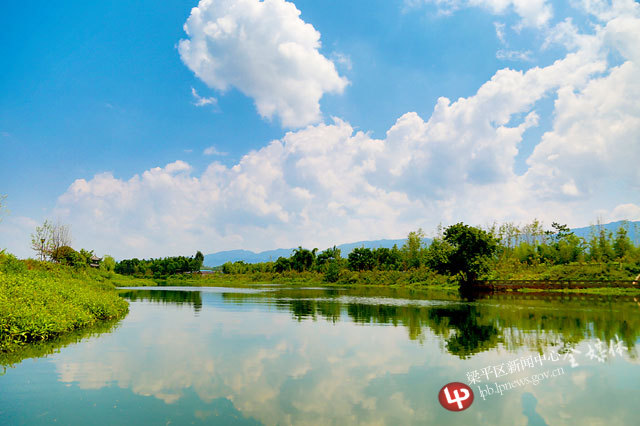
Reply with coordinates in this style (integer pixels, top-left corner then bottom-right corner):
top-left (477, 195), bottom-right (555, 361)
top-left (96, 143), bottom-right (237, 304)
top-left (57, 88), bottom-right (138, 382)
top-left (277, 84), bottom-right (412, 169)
top-left (0, 254), bottom-right (129, 353)
top-left (51, 245), bottom-right (83, 266)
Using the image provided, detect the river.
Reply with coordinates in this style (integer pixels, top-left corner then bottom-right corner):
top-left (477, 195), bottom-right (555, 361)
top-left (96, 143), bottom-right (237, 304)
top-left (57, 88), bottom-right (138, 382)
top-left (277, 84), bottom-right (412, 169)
top-left (1, 285), bottom-right (639, 425)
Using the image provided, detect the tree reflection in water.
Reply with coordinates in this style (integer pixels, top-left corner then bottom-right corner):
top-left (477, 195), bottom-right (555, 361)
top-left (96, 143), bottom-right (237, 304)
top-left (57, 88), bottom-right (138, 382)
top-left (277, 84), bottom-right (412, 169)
top-left (221, 287), bottom-right (639, 359)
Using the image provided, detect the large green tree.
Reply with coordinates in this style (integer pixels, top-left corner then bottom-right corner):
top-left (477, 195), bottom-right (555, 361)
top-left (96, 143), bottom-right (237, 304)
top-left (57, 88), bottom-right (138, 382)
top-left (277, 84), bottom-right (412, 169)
top-left (401, 228), bottom-right (426, 269)
top-left (347, 247), bottom-right (375, 271)
top-left (443, 223), bottom-right (498, 283)
top-left (291, 247), bottom-right (317, 272)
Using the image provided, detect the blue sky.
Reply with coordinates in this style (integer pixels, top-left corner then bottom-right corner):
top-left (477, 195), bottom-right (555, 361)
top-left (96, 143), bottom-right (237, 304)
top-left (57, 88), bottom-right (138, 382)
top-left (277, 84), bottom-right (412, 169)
top-left (1, 0), bottom-right (639, 258)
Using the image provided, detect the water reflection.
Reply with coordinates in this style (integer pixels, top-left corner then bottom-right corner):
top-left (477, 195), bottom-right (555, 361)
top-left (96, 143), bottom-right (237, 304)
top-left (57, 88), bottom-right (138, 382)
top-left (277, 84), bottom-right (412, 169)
top-left (0, 317), bottom-right (123, 368)
top-left (118, 288), bottom-right (203, 313)
top-left (220, 288), bottom-right (640, 359)
top-left (1, 286), bottom-right (639, 425)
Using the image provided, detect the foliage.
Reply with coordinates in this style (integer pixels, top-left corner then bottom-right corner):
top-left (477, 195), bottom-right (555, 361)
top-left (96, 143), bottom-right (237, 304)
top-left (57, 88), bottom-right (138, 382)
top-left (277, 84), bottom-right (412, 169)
top-left (50, 245), bottom-right (82, 266)
top-left (101, 255), bottom-right (116, 272)
top-left (274, 257), bottom-right (291, 273)
top-left (0, 252), bottom-right (129, 353)
top-left (185, 220), bottom-right (640, 289)
top-left (115, 252), bottom-right (204, 277)
top-left (324, 260), bottom-right (341, 283)
top-left (372, 246), bottom-right (402, 271)
top-left (316, 246), bottom-right (342, 268)
top-left (348, 247), bottom-right (376, 271)
top-left (291, 246), bottom-right (317, 272)
top-left (30, 219), bottom-right (72, 262)
top-left (401, 228), bottom-right (426, 269)
top-left (442, 223), bottom-right (499, 282)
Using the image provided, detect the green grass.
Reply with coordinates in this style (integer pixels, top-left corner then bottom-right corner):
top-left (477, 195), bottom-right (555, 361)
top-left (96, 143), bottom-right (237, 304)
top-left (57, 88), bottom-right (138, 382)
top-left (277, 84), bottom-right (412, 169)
top-left (142, 268), bottom-right (459, 293)
top-left (517, 287), bottom-right (640, 295)
top-left (0, 253), bottom-right (130, 353)
top-left (487, 259), bottom-right (640, 281)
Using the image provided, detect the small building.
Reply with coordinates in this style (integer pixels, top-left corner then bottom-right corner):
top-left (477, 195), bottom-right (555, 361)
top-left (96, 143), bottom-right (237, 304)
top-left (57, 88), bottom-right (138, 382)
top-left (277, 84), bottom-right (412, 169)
top-left (90, 255), bottom-right (102, 268)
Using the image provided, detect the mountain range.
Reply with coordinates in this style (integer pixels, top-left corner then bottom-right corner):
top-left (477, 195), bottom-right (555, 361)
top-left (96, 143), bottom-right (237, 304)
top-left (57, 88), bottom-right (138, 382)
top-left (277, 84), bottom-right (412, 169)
top-left (203, 220), bottom-right (639, 267)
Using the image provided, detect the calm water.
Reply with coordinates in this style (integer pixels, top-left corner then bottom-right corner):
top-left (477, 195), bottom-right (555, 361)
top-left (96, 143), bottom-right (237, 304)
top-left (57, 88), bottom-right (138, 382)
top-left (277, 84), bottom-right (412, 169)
top-left (1, 286), bottom-right (639, 425)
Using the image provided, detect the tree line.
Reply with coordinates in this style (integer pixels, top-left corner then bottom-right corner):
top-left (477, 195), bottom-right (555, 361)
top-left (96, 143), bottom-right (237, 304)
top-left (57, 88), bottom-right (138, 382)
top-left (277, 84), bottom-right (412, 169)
top-left (27, 218), bottom-right (204, 277)
top-left (219, 220), bottom-right (640, 283)
top-left (115, 251), bottom-right (204, 277)
top-left (26, 215), bottom-right (639, 283)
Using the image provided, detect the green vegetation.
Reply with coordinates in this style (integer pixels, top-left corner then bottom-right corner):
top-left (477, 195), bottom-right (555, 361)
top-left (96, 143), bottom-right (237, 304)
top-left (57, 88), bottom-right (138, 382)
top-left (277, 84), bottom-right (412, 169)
top-left (114, 251), bottom-right (204, 277)
top-left (0, 252), bottom-right (130, 353)
top-left (189, 220), bottom-right (639, 292)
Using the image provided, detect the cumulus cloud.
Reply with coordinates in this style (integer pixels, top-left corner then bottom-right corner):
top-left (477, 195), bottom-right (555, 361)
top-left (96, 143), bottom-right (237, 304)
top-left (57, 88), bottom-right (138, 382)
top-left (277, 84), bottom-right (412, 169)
top-left (178, 0), bottom-right (348, 128)
top-left (28, 1), bottom-right (638, 259)
top-left (52, 45), bottom-right (619, 258)
top-left (605, 204), bottom-right (640, 222)
top-left (523, 6), bottom-right (640, 201)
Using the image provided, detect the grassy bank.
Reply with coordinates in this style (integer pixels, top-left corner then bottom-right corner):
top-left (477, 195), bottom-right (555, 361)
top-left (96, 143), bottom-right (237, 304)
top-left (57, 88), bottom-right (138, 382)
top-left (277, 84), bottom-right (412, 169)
top-left (0, 253), bottom-right (130, 353)
top-left (136, 265), bottom-right (639, 296)
top-left (487, 258), bottom-right (639, 281)
top-left (137, 268), bottom-right (459, 292)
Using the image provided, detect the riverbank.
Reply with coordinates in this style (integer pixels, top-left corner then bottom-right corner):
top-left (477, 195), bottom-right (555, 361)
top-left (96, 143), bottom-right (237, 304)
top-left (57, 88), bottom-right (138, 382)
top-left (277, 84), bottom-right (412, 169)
top-left (120, 262), bottom-right (640, 295)
top-left (0, 253), bottom-right (132, 353)
top-left (128, 267), bottom-right (460, 291)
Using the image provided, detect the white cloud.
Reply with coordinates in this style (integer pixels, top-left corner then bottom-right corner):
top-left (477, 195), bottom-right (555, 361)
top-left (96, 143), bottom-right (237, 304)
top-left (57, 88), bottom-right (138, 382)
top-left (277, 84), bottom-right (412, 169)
top-left (50, 35), bottom-right (621, 258)
top-left (604, 204), bottom-right (640, 222)
top-left (203, 146), bottom-right (228, 156)
top-left (576, 0), bottom-right (640, 22)
top-left (496, 49), bottom-right (533, 61)
top-left (494, 21), bottom-right (507, 44)
top-left (410, 0), bottom-right (553, 28)
top-left (522, 8), bottom-right (640, 200)
top-left (332, 52), bottom-right (353, 71)
top-left (191, 87), bottom-right (217, 108)
top-left (178, 0), bottom-right (348, 128)
top-left (3, 1), bottom-right (632, 259)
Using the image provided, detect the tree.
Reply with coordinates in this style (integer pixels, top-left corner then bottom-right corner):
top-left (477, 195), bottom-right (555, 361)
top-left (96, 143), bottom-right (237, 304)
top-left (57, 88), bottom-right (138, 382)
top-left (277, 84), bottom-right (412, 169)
top-left (291, 247), bottom-right (317, 272)
top-left (274, 256), bottom-right (292, 273)
top-left (194, 251), bottom-right (205, 271)
top-left (78, 248), bottom-right (94, 266)
top-left (316, 246), bottom-right (341, 266)
top-left (324, 260), bottom-right (341, 283)
top-left (30, 219), bottom-right (72, 261)
top-left (373, 247), bottom-right (401, 270)
top-left (613, 224), bottom-right (633, 260)
top-left (443, 223), bottom-right (498, 283)
top-left (31, 220), bottom-right (52, 261)
top-left (424, 238), bottom-right (453, 273)
top-left (101, 255), bottom-right (116, 272)
top-left (347, 247), bottom-right (375, 271)
top-left (51, 245), bottom-right (82, 266)
top-left (401, 228), bottom-right (426, 269)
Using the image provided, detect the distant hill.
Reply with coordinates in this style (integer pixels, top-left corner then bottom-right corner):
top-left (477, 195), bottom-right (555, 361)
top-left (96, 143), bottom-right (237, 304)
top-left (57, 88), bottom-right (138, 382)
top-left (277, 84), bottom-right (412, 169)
top-left (203, 220), bottom-right (639, 267)
top-left (571, 220), bottom-right (639, 243)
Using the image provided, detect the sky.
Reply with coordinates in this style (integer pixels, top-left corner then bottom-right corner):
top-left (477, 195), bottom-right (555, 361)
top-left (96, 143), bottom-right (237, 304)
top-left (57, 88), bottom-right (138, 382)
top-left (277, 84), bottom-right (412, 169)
top-left (1, 0), bottom-right (639, 259)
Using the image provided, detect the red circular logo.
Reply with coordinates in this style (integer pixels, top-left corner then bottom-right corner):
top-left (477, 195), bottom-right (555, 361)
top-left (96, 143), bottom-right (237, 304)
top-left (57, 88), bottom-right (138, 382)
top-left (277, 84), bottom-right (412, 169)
top-left (438, 382), bottom-right (474, 411)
